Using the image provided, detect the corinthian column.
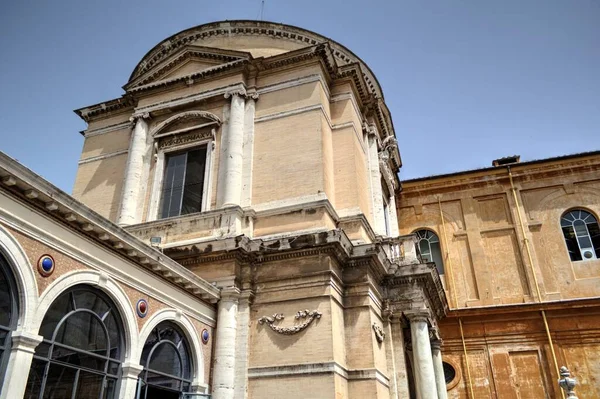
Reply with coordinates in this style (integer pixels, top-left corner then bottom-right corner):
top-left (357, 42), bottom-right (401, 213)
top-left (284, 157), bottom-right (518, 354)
top-left (406, 310), bottom-right (438, 399)
top-left (117, 113), bottom-right (150, 226)
top-left (217, 90), bottom-right (246, 208)
top-left (212, 287), bottom-right (240, 399)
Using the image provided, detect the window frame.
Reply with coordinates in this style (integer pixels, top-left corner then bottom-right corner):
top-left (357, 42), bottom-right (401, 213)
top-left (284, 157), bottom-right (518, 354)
top-left (560, 208), bottom-right (600, 262)
top-left (0, 253), bottom-right (18, 387)
top-left (413, 229), bottom-right (445, 275)
top-left (25, 285), bottom-right (125, 399)
top-left (148, 138), bottom-right (214, 222)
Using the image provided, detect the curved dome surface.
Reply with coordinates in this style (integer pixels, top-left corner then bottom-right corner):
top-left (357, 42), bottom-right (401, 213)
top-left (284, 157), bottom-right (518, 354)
top-left (130, 20), bottom-right (384, 99)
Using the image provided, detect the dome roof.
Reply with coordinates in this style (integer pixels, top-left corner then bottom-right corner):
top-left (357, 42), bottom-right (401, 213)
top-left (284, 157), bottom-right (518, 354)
top-left (129, 20), bottom-right (384, 99)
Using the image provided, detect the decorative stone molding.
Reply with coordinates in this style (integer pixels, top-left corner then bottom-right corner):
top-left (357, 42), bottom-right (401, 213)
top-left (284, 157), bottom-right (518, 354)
top-left (258, 309), bottom-right (322, 335)
top-left (150, 110), bottom-right (222, 137)
top-left (372, 323), bottom-right (386, 343)
top-left (129, 112), bottom-right (150, 123)
top-left (157, 129), bottom-right (214, 150)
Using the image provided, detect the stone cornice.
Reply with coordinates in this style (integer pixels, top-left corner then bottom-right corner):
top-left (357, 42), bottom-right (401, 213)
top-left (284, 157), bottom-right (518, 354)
top-left (74, 96), bottom-right (135, 123)
top-left (125, 44), bottom-right (253, 90)
top-left (0, 151), bottom-right (220, 302)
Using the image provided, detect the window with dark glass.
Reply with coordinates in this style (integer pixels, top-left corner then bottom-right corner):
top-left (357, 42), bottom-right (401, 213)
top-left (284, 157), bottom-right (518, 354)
top-left (561, 210), bottom-right (600, 261)
top-left (137, 321), bottom-right (193, 399)
top-left (24, 286), bottom-right (124, 399)
top-left (0, 253), bottom-right (18, 387)
top-left (160, 146), bottom-right (208, 219)
top-left (415, 230), bottom-right (444, 275)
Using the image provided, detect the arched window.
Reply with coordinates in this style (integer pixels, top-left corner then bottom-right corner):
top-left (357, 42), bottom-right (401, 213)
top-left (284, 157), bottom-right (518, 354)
top-left (137, 321), bottom-right (193, 399)
top-left (561, 210), bottom-right (600, 261)
top-left (24, 286), bottom-right (124, 399)
top-left (415, 230), bottom-right (444, 275)
top-left (0, 253), bottom-right (18, 385)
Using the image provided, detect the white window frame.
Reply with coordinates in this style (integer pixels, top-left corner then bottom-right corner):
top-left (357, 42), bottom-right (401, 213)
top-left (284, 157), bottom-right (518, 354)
top-left (147, 138), bottom-right (214, 222)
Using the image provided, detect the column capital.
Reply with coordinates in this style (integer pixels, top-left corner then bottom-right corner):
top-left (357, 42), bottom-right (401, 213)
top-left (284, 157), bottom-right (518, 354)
top-left (430, 339), bottom-right (443, 351)
top-left (129, 112), bottom-right (151, 123)
top-left (224, 88), bottom-right (247, 99)
top-left (404, 309), bottom-right (431, 323)
top-left (220, 286), bottom-right (241, 301)
top-left (10, 331), bottom-right (43, 353)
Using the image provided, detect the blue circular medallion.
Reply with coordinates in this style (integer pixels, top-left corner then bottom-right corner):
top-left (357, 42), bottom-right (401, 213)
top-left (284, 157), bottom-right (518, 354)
top-left (136, 299), bottom-right (148, 318)
top-left (37, 255), bottom-right (55, 277)
top-left (201, 329), bottom-right (209, 344)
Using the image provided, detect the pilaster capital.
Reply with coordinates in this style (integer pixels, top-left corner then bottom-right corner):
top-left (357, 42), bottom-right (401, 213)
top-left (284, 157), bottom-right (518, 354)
top-left (10, 331), bottom-right (43, 353)
top-left (246, 91), bottom-right (259, 101)
top-left (430, 339), bottom-right (443, 351)
top-left (121, 362), bottom-right (144, 379)
top-left (404, 309), bottom-right (431, 324)
top-left (239, 289), bottom-right (255, 305)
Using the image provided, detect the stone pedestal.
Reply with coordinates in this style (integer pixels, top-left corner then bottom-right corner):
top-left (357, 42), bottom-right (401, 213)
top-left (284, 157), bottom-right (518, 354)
top-left (407, 311), bottom-right (438, 399)
top-left (212, 287), bottom-right (240, 399)
top-left (118, 114), bottom-right (149, 226)
top-left (431, 340), bottom-right (448, 399)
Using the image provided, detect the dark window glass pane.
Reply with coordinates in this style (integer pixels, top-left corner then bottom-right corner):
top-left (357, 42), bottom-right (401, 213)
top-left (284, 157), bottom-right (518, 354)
top-left (35, 341), bottom-right (52, 357)
top-left (431, 241), bottom-right (445, 275)
top-left (39, 292), bottom-right (72, 339)
top-left (0, 266), bottom-right (11, 327)
top-left (103, 378), bottom-right (117, 399)
top-left (577, 236), bottom-right (592, 249)
top-left (24, 359), bottom-right (46, 399)
top-left (74, 291), bottom-right (109, 316)
top-left (55, 312), bottom-right (108, 354)
top-left (419, 240), bottom-right (430, 257)
top-left (589, 222), bottom-right (600, 257)
top-left (148, 342), bottom-right (182, 377)
top-left (42, 364), bottom-right (77, 399)
top-left (161, 153), bottom-right (187, 218)
top-left (104, 312), bottom-right (122, 360)
top-left (562, 226), bottom-right (582, 261)
top-left (146, 371), bottom-right (181, 389)
top-left (74, 370), bottom-right (104, 399)
top-left (181, 148), bottom-right (207, 215)
top-left (51, 345), bottom-right (107, 372)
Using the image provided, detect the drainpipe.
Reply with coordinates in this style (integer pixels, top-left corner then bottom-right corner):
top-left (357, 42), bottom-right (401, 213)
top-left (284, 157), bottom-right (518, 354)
top-left (507, 166), bottom-right (564, 399)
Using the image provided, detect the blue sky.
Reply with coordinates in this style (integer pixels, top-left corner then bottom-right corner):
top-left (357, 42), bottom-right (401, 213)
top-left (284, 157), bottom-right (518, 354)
top-left (0, 0), bottom-right (598, 192)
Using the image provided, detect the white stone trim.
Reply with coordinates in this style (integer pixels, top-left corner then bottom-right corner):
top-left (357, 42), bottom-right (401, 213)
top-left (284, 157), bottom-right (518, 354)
top-left (0, 191), bottom-right (217, 325)
top-left (133, 83), bottom-right (246, 117)
top-left (0, 223), bottom-right (38, 330)
top-left (254, 104), bottom-right (325, 124)
top-left (35, 270), bottom-right (139, 359)
top-left (251, 193), bottom-right (339, 221)
top-left (137, 308), bottom-right (206, 386)
top-left (257, 74), bottom-right (330, 100)
top-left (331, 92), bottom-right (364, 126)
top-left (83, 121), bottom-right (132, 138)
top-left (78, 149), bottom-right (129, 165)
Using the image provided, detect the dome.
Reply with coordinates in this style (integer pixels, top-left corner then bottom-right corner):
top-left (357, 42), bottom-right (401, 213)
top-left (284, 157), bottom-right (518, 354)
top-left (128, 20), bottom-right (384, 100)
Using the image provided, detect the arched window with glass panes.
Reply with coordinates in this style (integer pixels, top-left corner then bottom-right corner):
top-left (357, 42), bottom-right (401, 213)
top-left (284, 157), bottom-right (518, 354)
top-left (0, 253), bottom-right (18, 387)
top-left (24, 285), bottom-right (124, 399)
top-left (415, 229), bottom-right (445, 275)
top-left (137, 321), bottom-right (193, 399)
top-left (561, 209), bottom-right (600, 261)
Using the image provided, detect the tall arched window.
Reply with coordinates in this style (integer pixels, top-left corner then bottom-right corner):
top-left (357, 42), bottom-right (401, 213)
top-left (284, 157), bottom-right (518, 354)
top-left (0, 253), bottom-right (18, 386)
top-left (415, 230), bottom-right (445, 275)
top-left (24, 285), bottom-right (124, 399)
top-left (137, 321), bottom-right (193, 399)
top-left (561, 210), bottom-right (600, 261)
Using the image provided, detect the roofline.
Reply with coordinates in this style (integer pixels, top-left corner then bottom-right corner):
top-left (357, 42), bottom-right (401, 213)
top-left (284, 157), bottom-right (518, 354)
top-left (128, 20), bottom-right (385, 100)
top-left (401, 150), bottom-right (600, 184)
top-left (0, 151), bottom-right (221, 302)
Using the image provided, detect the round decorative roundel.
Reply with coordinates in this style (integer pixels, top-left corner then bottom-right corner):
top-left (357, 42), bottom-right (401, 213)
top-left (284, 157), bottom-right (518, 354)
top-left (201, 329), bottom-right (209, 344)
top-left (136, 299), bottom-right (148, 318)
top-left (37, 255), bottom-right (55, 277)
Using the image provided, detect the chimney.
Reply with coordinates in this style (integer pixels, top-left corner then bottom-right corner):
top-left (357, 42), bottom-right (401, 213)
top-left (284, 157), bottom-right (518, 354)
top-left (492, 155), bottom-right (521, 167)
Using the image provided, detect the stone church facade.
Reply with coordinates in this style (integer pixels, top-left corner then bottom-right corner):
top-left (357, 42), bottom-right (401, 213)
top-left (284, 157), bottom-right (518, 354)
top-left (0, 20), bottom-right (598, 399)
